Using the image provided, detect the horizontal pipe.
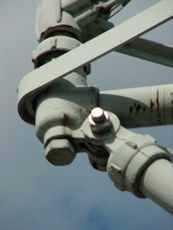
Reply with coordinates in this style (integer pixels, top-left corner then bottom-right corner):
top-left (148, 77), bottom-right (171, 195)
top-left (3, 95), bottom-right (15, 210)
top-left (100, 84), bottom-right (173, 128)
top-left (140, 159), bottom-right (173, 214)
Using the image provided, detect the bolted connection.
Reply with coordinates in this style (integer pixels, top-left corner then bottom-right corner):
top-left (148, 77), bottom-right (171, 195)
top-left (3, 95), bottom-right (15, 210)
top-left (89, 107), bottom-right (109, 125)
top-left (89, 107), bottom-right (111, 134)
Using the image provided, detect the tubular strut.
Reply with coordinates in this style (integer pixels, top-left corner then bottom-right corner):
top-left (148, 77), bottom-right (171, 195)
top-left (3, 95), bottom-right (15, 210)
top-left (18, 0), bottom-right (173, 122)
top-left (17, 0), bottom-right (173, 215)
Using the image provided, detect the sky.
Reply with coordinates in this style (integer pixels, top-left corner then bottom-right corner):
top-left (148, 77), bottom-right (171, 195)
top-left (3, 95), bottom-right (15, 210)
top-left (0, 0), bottom-right (173, 229)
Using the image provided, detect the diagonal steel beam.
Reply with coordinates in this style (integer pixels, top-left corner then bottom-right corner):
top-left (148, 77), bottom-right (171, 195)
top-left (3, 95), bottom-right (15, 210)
top-left (115, 38), bottom-right (173, 68)
top-left (18, 0), bottom-right (173, 104)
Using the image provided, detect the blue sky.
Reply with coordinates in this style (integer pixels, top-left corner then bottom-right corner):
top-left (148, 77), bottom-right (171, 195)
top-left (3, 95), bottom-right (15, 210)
top-left (0, 0), bottom-right (173, 229)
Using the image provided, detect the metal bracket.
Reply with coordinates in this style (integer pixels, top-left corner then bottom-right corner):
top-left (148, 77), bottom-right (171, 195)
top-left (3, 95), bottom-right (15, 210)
top-left (81, 109), bottom-right (172, 196)
top-left (18, 0), bottom-right (173, 123)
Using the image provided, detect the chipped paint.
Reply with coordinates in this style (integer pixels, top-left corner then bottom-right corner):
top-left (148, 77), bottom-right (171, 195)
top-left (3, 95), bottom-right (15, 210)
top-left (156, 89), bottom-right (161, 122)
top-left (129, 103), bottom-right (146, 114)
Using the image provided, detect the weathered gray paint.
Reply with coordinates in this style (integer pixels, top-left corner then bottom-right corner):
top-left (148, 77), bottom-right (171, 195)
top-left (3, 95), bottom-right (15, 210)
top-left (17, 0), bottom-right (173, 215)
top-left (141, 159), bottom-right (173, 214)
top-left (101, 84), bottom-right (173, 128)
top-left (116, 38), bottom-right (173, 68)
top-left (18, 0), bottom-right (173, 124)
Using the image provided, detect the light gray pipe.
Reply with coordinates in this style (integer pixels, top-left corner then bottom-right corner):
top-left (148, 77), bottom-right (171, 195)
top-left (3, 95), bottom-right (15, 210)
top-left (140, 159), bottom-right (173, 214)
top-left (100, 84), bottom-right (173, 128)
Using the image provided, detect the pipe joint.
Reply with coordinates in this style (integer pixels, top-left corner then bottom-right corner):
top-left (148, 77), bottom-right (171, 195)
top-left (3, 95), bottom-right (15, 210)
top-left (107, 130), bottom-right (172, 196)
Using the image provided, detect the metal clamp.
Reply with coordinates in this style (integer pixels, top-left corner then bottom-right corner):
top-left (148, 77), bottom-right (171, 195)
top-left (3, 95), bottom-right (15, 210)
top-left (82, 109), bottom-right (172, 197)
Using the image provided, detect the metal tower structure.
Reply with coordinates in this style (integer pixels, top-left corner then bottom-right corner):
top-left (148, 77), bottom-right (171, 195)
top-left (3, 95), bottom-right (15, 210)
top-left (17, 0), bottom-right (173, 213)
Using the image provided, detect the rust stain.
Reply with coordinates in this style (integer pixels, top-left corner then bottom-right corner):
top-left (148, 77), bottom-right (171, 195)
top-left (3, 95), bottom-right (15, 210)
top-left (129, 106), bottom-right (133, 113)
top-left (156, 89), bottom-right (161, 122)
top-left (150, 100), bottom-right (154, 112)
top-left (156, 90), bottom-right (160, 112)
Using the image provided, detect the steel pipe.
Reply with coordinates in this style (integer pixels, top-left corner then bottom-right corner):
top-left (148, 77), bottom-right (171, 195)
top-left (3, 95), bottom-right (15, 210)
top-left (140, 159), bottom-right (173, 214)
top-left (100, 84), bottom-right (173, 128)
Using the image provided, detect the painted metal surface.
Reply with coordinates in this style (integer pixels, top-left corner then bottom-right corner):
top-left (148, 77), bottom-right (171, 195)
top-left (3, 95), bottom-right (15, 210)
top-left (100, 84), bottom-right (173, 128)
top-left (82, 110), bottom-right (173, 214)
top-left (141, 159), bottom-right (173, 214)
top-left (17, 0), bottom-right (173, 215)
top-left (18, 0), bottom-right (173, 123)
top-left (116, 38), bottom-right (173, 68)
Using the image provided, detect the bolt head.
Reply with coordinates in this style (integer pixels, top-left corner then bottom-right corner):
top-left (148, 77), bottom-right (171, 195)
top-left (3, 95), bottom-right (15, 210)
top-left (45, 139), bottom-right (76, 166)
top-left (91, 107), bottom-right (104, 122)
top-left (89, 107), bottom-right (109, 126)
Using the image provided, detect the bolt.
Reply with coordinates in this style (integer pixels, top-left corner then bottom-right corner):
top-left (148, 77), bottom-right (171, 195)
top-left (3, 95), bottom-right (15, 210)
top-left (89, 107), bottom-right (109, 126)
top-left (89, 107), bottom-right (111, 134)
top-left (45, 138), bottom-right (76, 166)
